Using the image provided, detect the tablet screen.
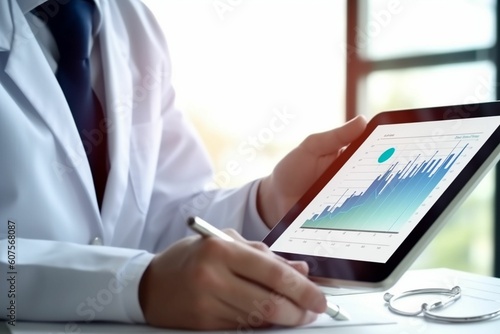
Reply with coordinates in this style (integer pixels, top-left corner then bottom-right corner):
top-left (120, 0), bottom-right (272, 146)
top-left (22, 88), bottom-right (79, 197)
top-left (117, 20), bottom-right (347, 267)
top-left (265, 108), bottom-right (500, 280)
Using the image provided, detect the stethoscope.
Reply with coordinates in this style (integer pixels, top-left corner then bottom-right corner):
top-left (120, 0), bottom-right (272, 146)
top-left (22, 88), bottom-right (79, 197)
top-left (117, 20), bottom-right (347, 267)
top-left (383, 286), bottom-right (500, 322)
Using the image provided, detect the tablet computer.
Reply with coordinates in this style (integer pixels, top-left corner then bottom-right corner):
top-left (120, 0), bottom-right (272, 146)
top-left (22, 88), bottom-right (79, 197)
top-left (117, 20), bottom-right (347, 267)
top-left (262, 101), bottom-right (500, 290)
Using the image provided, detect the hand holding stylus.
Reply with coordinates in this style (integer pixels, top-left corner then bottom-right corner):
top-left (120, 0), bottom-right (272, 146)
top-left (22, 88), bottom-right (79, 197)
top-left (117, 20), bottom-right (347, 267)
top-left (187, 216), bottom-right (349, 321)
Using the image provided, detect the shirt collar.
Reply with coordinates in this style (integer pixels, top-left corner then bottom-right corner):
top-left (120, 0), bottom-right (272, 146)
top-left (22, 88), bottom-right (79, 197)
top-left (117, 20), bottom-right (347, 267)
top-left (18, 0), bottom-right (103, 35)
top-left (17, 0), bottom-right (46, 13)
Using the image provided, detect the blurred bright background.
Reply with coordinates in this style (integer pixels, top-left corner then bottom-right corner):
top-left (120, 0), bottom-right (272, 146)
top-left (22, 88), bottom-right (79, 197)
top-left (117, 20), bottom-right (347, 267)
top-left (142, 0), bottom-right (497, 276)
top-left (142, 0), bottom-right (347, 185)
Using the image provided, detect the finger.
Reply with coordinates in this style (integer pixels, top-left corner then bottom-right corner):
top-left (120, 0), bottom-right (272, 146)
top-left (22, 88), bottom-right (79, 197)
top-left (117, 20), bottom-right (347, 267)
top-left (223, 231), bottom-right (277, 258)
top-left (228, 244), bottom-right (327, 314)
top-left (222, 230), bottom-right (310, 276)
top-left (190, 239), bottom-right (313, 328)
top-left (175, 291), bottom-right (271, 330)
top-left (181, 296), bottom-right (245, 330)
top-left (191, 237), bottom-right (322, 327)
top-left (211, 294), bottom-right (274, 330)
top-left (247, 243), bottom-right (310, 276)
top-left (223, 228), bottom-right (246, 242)
top-left (302, 115), bottom-right (367, 156)
top-left (286, 260), bottom-right (309, 276)
top-left (219, 272), bottom-right (319, 327)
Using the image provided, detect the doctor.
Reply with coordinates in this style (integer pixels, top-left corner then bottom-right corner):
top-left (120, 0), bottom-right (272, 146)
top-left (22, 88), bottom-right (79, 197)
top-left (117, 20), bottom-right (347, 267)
top-left (0, 0), bottom-right (367, 330)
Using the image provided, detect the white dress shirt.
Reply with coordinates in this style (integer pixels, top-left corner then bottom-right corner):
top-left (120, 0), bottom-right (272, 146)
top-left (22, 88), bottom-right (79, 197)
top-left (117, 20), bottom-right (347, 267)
top-left (0, 0), bottom-right (270, 325)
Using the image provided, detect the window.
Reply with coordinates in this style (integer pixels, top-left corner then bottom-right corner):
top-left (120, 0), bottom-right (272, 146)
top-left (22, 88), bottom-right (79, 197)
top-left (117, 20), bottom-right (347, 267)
top-left (348, 0), bottom-right (497, 275)
top-left (142, 0), bottom-right (347, 186)
top-left (142, 0), bottom-right (499, 276)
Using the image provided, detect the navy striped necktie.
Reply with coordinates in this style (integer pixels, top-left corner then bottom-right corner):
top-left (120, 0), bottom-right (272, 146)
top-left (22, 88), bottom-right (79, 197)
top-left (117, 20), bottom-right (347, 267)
top-left (34, 0), bottom-right (108, 209)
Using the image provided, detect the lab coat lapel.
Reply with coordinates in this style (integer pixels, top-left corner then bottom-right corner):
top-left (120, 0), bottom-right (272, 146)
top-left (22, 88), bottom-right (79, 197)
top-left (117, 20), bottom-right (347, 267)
top-left (2, 0), bottom-right (101, 221)
top-left (98, 1), bottom-right (133, 230)
top-left (0, 2), bottom-right (12, 51)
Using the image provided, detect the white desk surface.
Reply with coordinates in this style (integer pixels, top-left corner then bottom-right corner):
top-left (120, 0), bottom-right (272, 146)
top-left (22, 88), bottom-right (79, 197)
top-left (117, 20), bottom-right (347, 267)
top-left (4, 268), bottom-right (500, 334)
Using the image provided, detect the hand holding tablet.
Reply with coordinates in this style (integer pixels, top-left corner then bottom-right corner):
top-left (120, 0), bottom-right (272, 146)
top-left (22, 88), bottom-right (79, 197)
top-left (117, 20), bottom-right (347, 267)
top-left (263, 101), bottom-right (500, 290)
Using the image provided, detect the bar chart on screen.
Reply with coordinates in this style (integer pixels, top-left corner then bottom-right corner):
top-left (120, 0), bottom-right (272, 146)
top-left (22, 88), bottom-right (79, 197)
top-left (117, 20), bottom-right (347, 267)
top-left (269, 117), bottom-right (500, 263)
top-left (301, 142), bottom-right (468, 233)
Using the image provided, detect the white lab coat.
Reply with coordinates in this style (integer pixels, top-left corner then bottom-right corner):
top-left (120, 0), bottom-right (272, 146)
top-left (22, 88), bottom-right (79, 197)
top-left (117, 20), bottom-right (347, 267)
top-left (0, 0), bottom-right (268, 324)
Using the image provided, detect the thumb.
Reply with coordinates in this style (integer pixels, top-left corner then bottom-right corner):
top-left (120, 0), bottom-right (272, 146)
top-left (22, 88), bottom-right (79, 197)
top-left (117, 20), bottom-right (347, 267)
top-left (302, 115), bottom-right (367, 156)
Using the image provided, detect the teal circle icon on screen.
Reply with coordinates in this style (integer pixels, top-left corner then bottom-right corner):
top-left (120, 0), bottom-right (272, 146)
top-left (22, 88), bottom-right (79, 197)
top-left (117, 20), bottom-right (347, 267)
top-left (378, 147), bottom-right (395, 163)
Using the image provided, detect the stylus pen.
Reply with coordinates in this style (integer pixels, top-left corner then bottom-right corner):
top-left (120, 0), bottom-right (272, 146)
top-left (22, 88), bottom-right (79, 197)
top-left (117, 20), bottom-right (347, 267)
top-left (187, 216), bottom-right (235, 242)
top-left (187, 216), bottom-right (350, 321)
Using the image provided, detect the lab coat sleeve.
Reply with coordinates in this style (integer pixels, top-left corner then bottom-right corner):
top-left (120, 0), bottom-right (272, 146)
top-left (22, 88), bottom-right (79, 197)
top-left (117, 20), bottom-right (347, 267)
top-left (139, 92), bottom-right (273, 251)
top-left (136, 76), bottom-right (272, 252)
top-left (131, 3), bottom-right (271, 253)
top-left (241, 179), bottom-right (274, 241)
top-left (0, 238), bottom-right (154, 324)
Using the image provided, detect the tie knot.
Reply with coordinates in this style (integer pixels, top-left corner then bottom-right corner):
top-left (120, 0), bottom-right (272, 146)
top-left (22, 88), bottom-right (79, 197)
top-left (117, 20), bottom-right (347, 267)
top-left (33, 0), bottom-right (95, 60)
